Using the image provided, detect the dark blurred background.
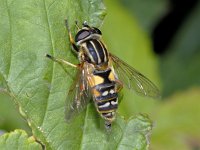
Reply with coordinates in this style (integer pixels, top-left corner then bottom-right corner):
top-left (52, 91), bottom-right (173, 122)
top-left (120, 0), bottom-right (200, 97)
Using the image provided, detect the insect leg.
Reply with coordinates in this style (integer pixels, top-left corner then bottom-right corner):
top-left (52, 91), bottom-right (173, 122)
top-left (115, 79), bottom-right (123, 92)
top-left (75, 20), bottom-right (80, 30)
top-left (65, 19), bottom-right (79, 52)
top-left (45, 54), bottom-right (77, 68)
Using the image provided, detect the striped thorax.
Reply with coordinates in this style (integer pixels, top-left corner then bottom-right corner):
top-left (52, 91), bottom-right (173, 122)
top-left (75, 24), bottom-right (109, 67)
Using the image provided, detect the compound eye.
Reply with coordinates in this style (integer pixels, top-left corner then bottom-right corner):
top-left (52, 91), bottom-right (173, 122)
top-left (93, 27), bottom-right (102, 35)
top-left (75, 30), bottom-right (90, 42)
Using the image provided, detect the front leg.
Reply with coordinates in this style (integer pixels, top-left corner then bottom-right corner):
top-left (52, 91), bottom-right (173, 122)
top-left (45, 54), bottom-right (77, 68)
top-left (65, 19), bottom-right (79, 52)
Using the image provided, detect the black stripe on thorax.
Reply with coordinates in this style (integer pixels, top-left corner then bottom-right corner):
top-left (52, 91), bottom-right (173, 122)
top-left (85, 39), bottom-right (108, 65)
top-left (91, 39), bottom-right (108, 63)
top-left (86, 40), bottom-right (98, 64)
top-left (99, 40), bottom-right (108, 60)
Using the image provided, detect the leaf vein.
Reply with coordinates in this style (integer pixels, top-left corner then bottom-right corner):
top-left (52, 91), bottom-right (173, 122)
top-left (41, 0), bottom-right (56, 148)
top-left (5, 0), bottom-right (12, 79)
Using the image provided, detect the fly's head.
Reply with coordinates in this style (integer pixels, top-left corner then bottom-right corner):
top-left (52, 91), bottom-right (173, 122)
top-left (75, 21), bottom-right (102, 45)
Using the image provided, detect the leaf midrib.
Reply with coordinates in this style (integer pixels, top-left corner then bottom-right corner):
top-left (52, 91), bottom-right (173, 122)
top-left (5, 0), bottom-right (12, 80)
top-left (39, 0), bottom-right (56, 149)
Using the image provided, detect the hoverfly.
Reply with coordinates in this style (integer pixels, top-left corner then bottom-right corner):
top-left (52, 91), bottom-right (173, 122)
top-left (46, 20), bottom-right (160, 130)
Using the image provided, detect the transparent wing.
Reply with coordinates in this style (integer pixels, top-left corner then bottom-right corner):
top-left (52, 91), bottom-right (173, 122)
top-left (110, 53), bottom-right (160, 98)
top-left (65, 68), bottom-right (91, 121)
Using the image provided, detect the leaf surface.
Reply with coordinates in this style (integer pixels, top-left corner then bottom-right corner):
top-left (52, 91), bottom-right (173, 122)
top-left (0, 0), bottom-right (152, 149)
top-left (0, 130), bottom-right (42, 150)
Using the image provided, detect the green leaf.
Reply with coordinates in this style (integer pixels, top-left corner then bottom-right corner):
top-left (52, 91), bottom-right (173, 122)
top-left (0, 93), bottom-right (30, 132)
top-left (117, 114), bottom-right (152, 150)
top-left (0, 0), bottom-right (153, 149)
top-left (0, 130), bottom-right (42, 150)
top-left (78, 105), bottom-right (152, 150)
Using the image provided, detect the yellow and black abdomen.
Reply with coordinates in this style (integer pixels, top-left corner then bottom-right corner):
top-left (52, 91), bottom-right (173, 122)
top-left (94, 83), bottom-right (118, 122)
top-left (90, 69), bottom-right (118, 123)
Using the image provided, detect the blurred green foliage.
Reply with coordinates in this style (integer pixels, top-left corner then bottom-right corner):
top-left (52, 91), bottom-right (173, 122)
top-left (119, 0), bottom-right (168, 32)
top-left (151, 87), bottom-right (200, 150)
top-left (1, 0), bottom-right (200, 149)
top-left (0, 93), bottom-right (30, 133)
